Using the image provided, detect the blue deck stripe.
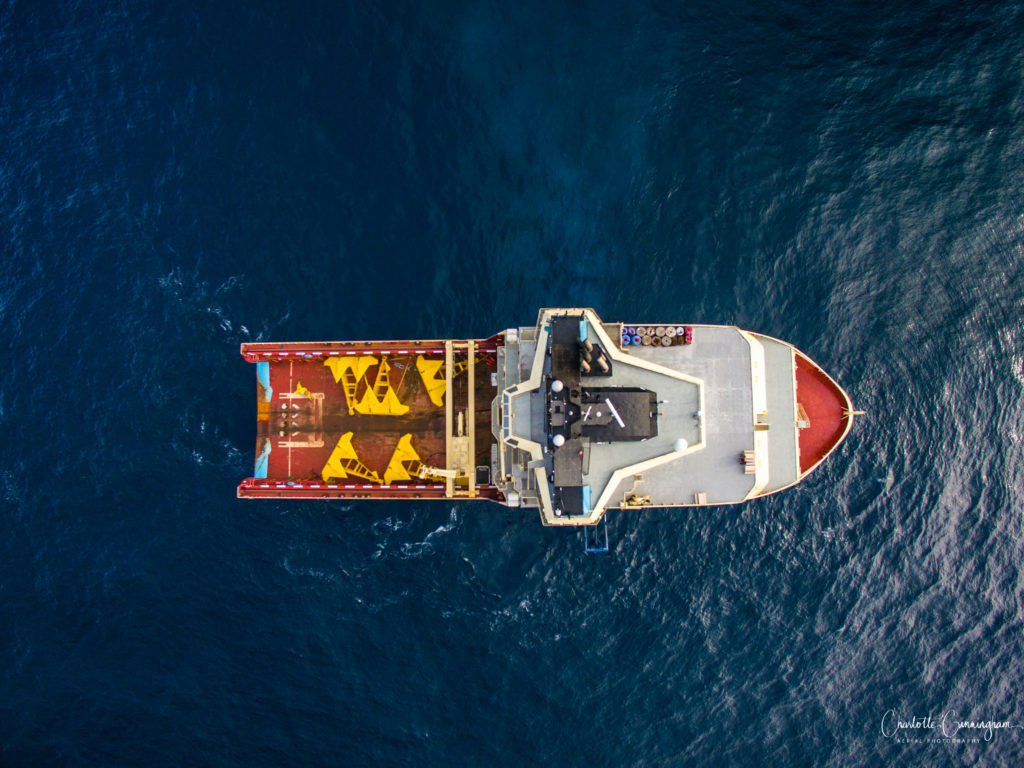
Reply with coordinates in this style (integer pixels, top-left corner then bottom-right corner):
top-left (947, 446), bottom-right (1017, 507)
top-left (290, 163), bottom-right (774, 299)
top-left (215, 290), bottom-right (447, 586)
top-left (254, 440), bottom-right (271, 478)
top-left (256, 362), bottom-right (273, 402)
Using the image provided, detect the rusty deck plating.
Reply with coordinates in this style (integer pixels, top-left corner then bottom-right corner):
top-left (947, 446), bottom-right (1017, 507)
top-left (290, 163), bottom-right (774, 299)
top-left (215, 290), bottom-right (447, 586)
top-left (237, 336), bottom-right (502, 501)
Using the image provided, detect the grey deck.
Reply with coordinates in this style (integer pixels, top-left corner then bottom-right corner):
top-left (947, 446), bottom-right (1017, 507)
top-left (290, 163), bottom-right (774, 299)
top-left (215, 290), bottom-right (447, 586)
top-left (755, 334), bottom-right (800, 492)
top-left (575, 351), bottom-right (701, 509)
top-left (622, 325), bottom-right (757, 505)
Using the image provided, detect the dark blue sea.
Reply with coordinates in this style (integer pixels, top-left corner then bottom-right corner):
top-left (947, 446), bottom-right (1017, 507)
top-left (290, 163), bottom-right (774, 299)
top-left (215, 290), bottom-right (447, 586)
top-left (3, 1), bottom-right (1024, 765)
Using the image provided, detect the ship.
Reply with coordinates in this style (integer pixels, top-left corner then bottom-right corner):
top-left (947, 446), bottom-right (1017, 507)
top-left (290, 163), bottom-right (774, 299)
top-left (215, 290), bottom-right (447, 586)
top-left (237, 308), bottom-right (857, 526)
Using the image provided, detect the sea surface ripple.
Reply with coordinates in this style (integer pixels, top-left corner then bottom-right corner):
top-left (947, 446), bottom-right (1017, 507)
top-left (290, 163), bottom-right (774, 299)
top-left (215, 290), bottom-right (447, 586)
top-left (2, 1), bottom-right (1023, 766)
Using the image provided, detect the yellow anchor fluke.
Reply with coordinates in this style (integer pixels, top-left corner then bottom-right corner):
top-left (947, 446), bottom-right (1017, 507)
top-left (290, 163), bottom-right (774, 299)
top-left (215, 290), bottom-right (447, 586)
top-left (416, 355), bottom-right (446, 407)
top-left (324, 356), bottom-right (376, 384)
top-left (348, 356), bottom-right (410, 415)
top-left (355, 388), bottom-right (376, 414)
top-left (355, 387), bottom-right (411, 416)
top-left (325, 356), bottom-right (379, 414)
top-left (378, 387), bottom-right (409, 416)
top-left (321, 432), bottom-right (356, 481)
top-left (384, 433), bottom-right (422, 484)
top-left (321, 431), bottom-right (381, 483)
top-left (325, 355), bottom-right (409, 416)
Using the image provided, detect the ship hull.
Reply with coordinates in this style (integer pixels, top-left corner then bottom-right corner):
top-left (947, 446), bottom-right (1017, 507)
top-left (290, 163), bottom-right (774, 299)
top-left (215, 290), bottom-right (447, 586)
top-left (238, 311), bottom-right (857, 525)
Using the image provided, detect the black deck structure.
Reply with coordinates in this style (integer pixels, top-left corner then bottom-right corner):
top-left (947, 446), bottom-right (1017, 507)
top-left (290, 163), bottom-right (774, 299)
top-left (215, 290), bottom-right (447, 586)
top-left (547, 314), bottom-right (658, 517)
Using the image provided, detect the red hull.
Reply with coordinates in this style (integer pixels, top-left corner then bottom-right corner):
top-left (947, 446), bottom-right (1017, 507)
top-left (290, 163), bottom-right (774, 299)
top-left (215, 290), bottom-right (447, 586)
top-left (795, 351), bottom-right (852, 475)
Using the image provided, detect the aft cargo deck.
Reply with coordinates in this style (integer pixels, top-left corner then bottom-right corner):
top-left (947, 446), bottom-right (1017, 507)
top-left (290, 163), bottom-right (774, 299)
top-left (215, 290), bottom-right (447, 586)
top-left (237, 337), bottom-right (501, 500)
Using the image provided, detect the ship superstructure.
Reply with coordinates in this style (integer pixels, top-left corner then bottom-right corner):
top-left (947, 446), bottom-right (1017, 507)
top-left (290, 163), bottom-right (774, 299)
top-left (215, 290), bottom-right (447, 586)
top-left (238, 308), bottom-right (856, 526)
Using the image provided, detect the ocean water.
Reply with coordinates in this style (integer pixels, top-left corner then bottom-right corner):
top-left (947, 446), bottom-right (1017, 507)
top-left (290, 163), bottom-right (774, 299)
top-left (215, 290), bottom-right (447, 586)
top-left (3, 0), bottom-right (1024, 765)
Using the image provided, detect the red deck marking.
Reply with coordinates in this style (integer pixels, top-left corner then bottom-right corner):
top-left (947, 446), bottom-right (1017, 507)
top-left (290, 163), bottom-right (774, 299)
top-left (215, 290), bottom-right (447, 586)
top-left (795, 353), bottom-right (849, 475)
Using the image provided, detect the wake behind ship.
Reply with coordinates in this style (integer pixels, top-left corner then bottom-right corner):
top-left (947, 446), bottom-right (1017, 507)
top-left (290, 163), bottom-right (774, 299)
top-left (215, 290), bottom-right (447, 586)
top-left (238, 309), bottom-right (857, 526)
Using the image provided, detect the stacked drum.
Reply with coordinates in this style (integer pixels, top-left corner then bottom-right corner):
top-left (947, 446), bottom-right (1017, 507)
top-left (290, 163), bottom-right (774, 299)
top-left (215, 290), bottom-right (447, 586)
top-left (620, 325), bottom-right (691, 347)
